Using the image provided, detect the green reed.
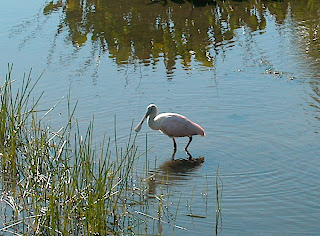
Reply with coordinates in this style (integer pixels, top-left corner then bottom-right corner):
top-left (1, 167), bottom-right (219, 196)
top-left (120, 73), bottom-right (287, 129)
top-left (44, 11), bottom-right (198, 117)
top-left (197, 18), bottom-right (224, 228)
top-left (0, 66), bottom-right (219, 235)
top-left (0, 66), bottom-right (176, 235)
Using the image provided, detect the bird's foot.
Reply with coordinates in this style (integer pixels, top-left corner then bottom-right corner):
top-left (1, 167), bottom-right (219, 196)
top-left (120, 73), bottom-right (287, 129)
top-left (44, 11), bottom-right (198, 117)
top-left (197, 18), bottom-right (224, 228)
top-left (185, 149), bottom-right (193, 160)
top-left (171, 148), bottom-right (177, 160)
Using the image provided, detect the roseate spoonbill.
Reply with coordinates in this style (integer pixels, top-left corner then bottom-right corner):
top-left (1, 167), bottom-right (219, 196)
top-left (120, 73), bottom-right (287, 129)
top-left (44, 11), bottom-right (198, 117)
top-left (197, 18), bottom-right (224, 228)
top-left (135, 104), bottom-right (205, 159)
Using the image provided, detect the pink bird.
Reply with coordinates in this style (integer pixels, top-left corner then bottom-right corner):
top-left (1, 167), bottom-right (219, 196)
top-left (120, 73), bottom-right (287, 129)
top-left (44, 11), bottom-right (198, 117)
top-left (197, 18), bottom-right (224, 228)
top-left (135, 104), bottom-right (205, 159)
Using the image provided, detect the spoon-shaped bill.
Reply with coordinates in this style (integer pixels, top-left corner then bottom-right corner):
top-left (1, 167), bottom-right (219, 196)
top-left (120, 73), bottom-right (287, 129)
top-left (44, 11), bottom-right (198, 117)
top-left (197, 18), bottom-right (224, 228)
top-left (135, 115), bottom-right (146, 132)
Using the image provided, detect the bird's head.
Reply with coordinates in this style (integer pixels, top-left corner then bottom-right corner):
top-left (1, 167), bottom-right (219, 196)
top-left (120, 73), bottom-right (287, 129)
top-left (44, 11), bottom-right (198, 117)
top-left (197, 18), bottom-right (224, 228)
top-left (146, 104), bottom-right (158, 116)
top-left (135, 104), bottom-right (158, 132)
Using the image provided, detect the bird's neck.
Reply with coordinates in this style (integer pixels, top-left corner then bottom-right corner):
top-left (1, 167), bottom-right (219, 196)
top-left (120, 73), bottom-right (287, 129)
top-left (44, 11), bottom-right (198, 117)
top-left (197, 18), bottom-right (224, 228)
top-left (147, 113), bottom-right (160, 131)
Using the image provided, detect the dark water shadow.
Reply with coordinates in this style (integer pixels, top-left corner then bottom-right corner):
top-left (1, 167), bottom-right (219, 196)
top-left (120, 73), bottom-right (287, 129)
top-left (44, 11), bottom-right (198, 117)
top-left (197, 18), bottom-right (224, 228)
top-left (147, 156), bottom-right (205, 197)
top-left (159, 156), bottom-right (205, 174)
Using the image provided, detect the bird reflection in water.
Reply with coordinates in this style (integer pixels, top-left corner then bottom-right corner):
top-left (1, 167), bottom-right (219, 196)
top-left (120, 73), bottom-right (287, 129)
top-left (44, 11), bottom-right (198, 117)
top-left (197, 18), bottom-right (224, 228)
top-left (147, 156), bottom-right (205, 196)
top-left (160, 156), bottom-right (205, 174)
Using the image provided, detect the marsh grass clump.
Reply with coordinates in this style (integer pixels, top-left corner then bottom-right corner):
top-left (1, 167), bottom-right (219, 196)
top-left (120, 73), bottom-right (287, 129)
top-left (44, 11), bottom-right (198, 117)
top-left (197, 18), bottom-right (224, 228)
top-left (0, 66), bottom-right (166, 235)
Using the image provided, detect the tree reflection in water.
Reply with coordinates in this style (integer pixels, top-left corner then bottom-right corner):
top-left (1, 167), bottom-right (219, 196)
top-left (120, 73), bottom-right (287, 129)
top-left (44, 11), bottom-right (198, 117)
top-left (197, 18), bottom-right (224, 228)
top-left (42, 0), bottom-right (319, 74)
top-left (43, 0), bottom-right (268, 74)
top-left (42, 0), bottom-right (320, 107)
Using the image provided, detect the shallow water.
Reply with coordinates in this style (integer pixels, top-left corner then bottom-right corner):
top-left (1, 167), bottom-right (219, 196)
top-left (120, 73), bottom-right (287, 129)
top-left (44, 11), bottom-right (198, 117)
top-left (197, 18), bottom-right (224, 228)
top-left (1, 0), bottom-right (320, 235)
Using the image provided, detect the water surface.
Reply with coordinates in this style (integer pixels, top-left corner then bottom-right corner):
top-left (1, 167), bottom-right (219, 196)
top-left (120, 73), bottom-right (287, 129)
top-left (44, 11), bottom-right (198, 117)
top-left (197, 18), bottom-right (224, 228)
top-left (1, 0), bottom-right (320, 235)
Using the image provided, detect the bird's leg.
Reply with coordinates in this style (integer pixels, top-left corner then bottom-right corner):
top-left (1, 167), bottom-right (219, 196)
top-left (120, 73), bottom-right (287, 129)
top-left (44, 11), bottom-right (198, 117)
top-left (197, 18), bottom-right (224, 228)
top-left (186, 150), bottom-right (192, 160)
top-left (184, 136), bottom-right (193, 152)
top-left (173, 138), bottom-right (177, 151)
top-left (172, 138), bottom-right (177, 160)
top-left (185, 136), bottom-right (193, 160)
top-left (171, 148), bottom-right (177, 159)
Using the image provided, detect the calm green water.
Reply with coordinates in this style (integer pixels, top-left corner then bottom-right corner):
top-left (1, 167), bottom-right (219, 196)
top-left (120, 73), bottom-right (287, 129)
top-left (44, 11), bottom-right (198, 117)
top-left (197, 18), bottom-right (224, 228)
top-left (1, 0), bottom-right (320, 235)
